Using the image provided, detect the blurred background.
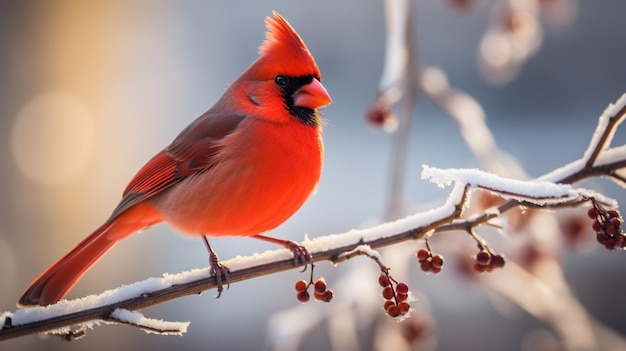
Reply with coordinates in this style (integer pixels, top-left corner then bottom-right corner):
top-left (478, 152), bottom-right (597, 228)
top-left (1, 0), bottom-right (625, 350)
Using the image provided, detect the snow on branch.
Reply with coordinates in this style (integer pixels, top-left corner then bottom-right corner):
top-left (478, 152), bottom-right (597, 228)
top-left (107, 309), bottom-right (189, 336)
top-left (1, 94), bottom-right (625, 342)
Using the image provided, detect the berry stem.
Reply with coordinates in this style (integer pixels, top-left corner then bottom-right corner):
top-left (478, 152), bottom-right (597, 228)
top-left (467, 228), bottom-right (494, 255)
top-left (424, 236), bottom-right (434, 254)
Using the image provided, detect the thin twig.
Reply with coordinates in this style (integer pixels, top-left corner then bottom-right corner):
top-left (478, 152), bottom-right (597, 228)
top-left (585, 101), bottom-right (626, 168)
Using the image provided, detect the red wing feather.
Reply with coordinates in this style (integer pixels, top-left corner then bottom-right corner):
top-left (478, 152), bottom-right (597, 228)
top-left (110, 110), bottom-right (243, 220)
top-left (110, 139), bottom-right (221, 220)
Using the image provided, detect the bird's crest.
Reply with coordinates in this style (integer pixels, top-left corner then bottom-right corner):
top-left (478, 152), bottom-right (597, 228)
top-left (256, 11), bottom-right (321, 79)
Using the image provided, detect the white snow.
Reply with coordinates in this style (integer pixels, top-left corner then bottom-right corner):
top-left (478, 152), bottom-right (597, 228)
top-left (108, 308), bottom-right (189, 336)
top-left (9, 274), bottom-right (203, 328)
top-left (422, 165), bottom-right (603, 206)
top-left (582, 93), bottom-right (626, 161)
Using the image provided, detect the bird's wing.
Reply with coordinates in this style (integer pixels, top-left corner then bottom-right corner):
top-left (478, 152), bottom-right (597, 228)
top-left (109, 111), bottom-right (245, 220)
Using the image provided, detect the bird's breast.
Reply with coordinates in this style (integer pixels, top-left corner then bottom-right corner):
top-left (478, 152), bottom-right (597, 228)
top-left (151, 118), bottom-right (323, 237)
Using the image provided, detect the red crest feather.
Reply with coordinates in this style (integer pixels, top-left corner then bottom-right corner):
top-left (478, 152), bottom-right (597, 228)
top-left (253, 11), bottom-right (321, 79)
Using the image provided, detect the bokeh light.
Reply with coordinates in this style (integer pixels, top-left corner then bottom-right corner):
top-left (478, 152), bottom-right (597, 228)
top-left (10, 91), bottom-right (95, 186)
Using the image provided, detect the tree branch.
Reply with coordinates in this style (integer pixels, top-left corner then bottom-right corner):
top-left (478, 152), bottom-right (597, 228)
top-left (1, 94), bottom-right (625, 342)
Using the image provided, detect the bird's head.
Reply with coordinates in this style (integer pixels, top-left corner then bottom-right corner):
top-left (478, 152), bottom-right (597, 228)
top-left (237, 11), bottom-right (331, 126)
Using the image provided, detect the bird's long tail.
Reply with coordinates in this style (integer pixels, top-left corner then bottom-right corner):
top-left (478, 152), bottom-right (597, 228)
top-left (18, 204), bottom-right (161, 307)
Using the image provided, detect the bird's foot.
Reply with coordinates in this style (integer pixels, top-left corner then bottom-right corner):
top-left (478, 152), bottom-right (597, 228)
top-left (203, 236), bottom-right (230, 298)
top-left (253, 234), bottom-right (313, 272)
top-left (209, 255), bottom-right (231, 298)
top-left (282, 240), bottom-right (313, 272)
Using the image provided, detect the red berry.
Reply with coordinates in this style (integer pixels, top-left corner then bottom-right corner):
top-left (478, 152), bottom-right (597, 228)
top-left (490, 254), bottom-right (506, 268)
top-left (604, 237), bottom-right (616, 250)
top-left (416, 248), bottom-right (430, 262)
top-left (382, 286), bottom-right (395, 300)
top-left (475, 250), bottom-right (491, 266)
top-left (431, 254), bottom-right (444, 269)
top-left (314, 279), bottom-right (327, 294)
top-left (321, 289), bottom-right (334, 303)
top-left (386, 304), bottom-right (401, 317)
top-left (384, 300), bottom-right (396, 311)
top-left (592, 220), bottom-right (602, 233)
top-left (431, 266), bottom-right (442, 274)
top-left (365, 102), bottom-right (396, 131)
top-left (378, 274), bottom-right (390, 287)
top-left (295, 280), bottom-right (308, 292)
top-left (614, 235), bottom-right (624, 248)
top-left (297, 291), bottom-right (310, 303)
top-left (313, 291), bottom-right (324, 301)
top-left (587, 207), bottom-right (599, 219)
top-left (596, 233), bottom-right (605, 244)
top-left (420, 260), bottom-right (432, 272)
top-left (473, 263), bottom-right (486, 273)
top-left (606, 224), bottom-right (617, 236)
top-left (396, 282), bottom-right (409, 295)
top-left (396, 293), bottom-right (408, 302)
top-left (607, 210), bottom-right (620, 219)
top-left (398, 302), bottom-right (411, 315)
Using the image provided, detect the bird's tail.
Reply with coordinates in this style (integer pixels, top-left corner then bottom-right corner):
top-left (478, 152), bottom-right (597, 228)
top-left (18, 205), bottom-right (160, 307)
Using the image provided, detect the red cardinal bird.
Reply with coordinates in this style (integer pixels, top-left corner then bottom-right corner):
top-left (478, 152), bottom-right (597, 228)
top-left (18, 11), bottom-right (331, 307)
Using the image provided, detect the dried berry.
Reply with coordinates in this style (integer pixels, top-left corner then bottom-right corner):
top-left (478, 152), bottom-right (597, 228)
top-left (475, 250), bottom-right (491, 266)
top-left (297, 291), bottom-right (310, 303)
top-left (592, 220), bottom-right (602, 233)
top-left (588, 200), bottom-right (625, 251)
top-left (431, 254), bottom-right (444, 269)
top-left (398, 302), bottom-right (411, 315)
top-left (382, 286), bottom-right (395, 300)
top-left (386, 304), bottom-right (401, 317)
top-left (294, 280), bottom-right (308, 292)
top-left (420, 260), bottom-right (432, 272)
top-left (490, 254), bottom-right (506, 268)
top-left (396, 293), bottom-right (408, 302)
top-left (473, 262), bottom-right (486, 273)
top-left (314, 279), bottom-right (327, 294)
top-left (320, 289), bottom-right (334, 303)
top-left (378, 274), bottom-right (390, 288)
top-left (416, 248), bottom-right (430, 262)
top-left (607, 210), bottom-right (620, 219)
top-left (396, 282), bottom-right (409, 295)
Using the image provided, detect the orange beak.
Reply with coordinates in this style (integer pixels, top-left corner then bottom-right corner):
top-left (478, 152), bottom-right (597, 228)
top-left (293, 78), bottom-right (332, 109)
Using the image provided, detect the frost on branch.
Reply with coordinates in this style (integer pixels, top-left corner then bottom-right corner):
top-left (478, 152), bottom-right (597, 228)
top-left (422, 165), bottom-right (616, 207)
top-left (107, 309), bottom-right (189, 336)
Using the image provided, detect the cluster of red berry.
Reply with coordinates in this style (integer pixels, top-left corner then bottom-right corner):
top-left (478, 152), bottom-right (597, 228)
top-left (588, 204), bottom-right (625, 250)
top-left (472, 250), bottom-right (506, 273)
top-left (378, 273), bottom-right (411, 318)
top-left (416, 248), bottom-right (444, 274)
top-left (294, 277), bottom-right (334, 303)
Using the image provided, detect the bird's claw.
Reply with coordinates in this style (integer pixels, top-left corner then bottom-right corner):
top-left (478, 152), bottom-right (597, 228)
top-left (209, 253), bottom-right (230, 298)
top-left (283, 240), bottom-right (313, 272)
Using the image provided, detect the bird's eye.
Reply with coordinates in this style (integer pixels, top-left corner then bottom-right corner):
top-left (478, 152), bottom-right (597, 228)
top-left (274, 75), bottom-right (288, 86)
